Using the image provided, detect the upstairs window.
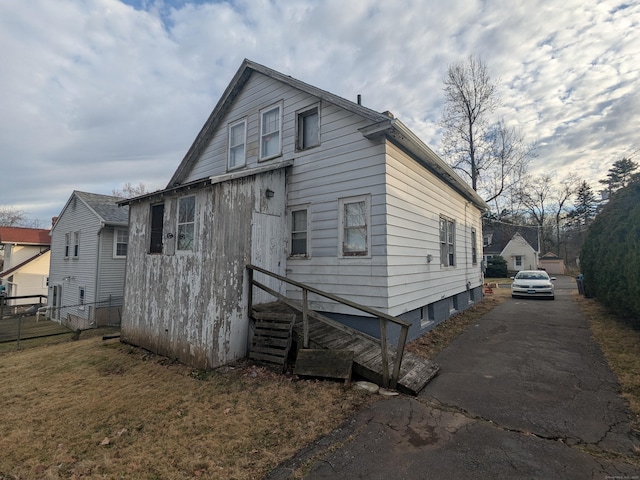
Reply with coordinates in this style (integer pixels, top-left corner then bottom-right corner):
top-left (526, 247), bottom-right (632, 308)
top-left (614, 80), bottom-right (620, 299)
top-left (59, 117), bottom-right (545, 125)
top-left (228, 119), bottom-right (247, 170)
top-left (260, 104), bottom-right (282, 160)
top-left (340, 196), bottom-right (370, 257)
top-left (290, 208), bottom-right (308, 257)
top-left (114, 228), bottom-right (128, 258)
top-left (440, 216), bottom-right (455, 267)
top-left (73, 232), bottom-right (80, 258)
top-left (64, 233), bottom-right (70, 258)
top-left (177, 196), bottom-right (196, 252)
top-left (149, 203), bottom-right (164, 254)
top-left (296, 106), bottom-right (319, 150)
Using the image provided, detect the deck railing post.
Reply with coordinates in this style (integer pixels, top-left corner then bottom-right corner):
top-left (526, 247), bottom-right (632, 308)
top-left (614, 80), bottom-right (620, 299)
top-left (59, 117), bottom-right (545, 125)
top-left (379, 317), bottom-right (389, 388)
top-left (247, 268), bottom-right (254, 315)
top-left (302, 288), bottom-right (309, 348)
top-left (390, 324), bottom-right (409, 390)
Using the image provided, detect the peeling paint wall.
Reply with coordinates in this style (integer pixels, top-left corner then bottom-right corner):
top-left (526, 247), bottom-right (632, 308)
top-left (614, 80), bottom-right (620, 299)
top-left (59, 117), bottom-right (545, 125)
top-left (121, 169), bottom-right (287, 369)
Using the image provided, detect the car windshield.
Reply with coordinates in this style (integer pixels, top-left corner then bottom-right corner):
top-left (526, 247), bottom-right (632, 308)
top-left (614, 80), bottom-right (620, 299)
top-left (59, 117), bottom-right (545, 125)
top-left (516, 272), bottom-right (548, 280)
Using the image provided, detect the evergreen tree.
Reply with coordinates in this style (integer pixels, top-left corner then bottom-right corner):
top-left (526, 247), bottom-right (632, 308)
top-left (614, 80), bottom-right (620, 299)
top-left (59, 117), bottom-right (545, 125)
top-left (598, 157), bottom-right (639, 196)
top-left (572, 181), bottom-right (598, 226)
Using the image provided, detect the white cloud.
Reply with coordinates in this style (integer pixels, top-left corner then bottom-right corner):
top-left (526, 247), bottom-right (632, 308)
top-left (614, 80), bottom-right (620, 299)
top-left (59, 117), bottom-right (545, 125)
top-left (1, 0), bottom-right (638, 223)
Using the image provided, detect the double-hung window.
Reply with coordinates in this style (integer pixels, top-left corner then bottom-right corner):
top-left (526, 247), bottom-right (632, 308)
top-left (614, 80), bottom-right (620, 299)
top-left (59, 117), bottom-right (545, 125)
top-left (260, 104), bottom-right (282, 160)
top-left (290, 208), bottom-right (309, 257)
top-left (73, 232), bottom-right (80, 258)
top-left (340, 196), bottom-right (370, 257)
top-left (440, 216), bottom-right (455, 267)
top-left (64, 233), bottom-right (70, 258)
top-left (114, 228), bottom-right (128, 258)
top-left (228, 119), bottom-right (246, 170)
top-left (177, 196), bottom-right (196, 252)
top-left (296, 106), bottom-right (319, 150)
top-left (471, 228), bottom-right (477, 265)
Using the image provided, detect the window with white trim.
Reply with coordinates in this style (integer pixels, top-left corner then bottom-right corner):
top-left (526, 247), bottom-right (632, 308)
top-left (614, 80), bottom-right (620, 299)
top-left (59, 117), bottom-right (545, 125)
top-left (73, 231), bottom-right (80, 258)
top-left (228, 119), bottom-right (247, 170)
top-left (114, 228), bottom-right (128, 258)
top-left (259, 104), bottom-right (282, 160)
top-left (440, 216), bottom-right (455, 267)
top-left (515, 255), bottom-right (522, 267)
top-left (64, 233), bottom-right (70, 258)
top-left (296, 105), bottom-right (319, 150)
top-left (290, 208), bottom-right (308, 257)
top-left (471, 228), bottom-right (477, 265)
top-left (177, 196), bottom-right (196, 252)
top-left (339, 196), bottom-right (370, 257)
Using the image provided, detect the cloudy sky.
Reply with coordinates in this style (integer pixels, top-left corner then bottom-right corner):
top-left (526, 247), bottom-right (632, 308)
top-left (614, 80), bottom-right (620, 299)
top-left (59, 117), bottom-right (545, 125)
top-left (1, 0), bottom-right (638, 225)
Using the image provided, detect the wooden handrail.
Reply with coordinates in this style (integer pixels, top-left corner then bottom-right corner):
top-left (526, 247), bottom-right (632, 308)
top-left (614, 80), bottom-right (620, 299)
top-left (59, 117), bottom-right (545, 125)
top-left (247, 264), bottom-right (410, 389)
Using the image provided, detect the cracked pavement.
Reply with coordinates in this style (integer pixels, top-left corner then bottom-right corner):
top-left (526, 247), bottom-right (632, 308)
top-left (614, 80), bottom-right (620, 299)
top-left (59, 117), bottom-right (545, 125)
top-left (266, 277), bottom-right (640, 479)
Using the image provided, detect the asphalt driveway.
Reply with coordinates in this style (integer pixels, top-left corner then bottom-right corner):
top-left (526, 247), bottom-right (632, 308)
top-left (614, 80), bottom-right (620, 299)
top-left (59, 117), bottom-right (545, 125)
top-left (267, 276), bottom-right (640, 479)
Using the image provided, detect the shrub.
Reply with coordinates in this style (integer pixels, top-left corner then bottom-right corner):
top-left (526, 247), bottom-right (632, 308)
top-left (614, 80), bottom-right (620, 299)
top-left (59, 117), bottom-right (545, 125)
top-left (486, 255), bottom-right (508, 278)
top-left (580, 183), bottom-right (640, 322)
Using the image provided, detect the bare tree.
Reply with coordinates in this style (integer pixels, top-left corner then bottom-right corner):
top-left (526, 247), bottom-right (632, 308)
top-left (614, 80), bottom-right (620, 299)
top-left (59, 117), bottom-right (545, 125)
top-left (441, 55), bottom-right (498, 192)
top-left (517, 174), bottom-right (553, 252)
top-left (112, 182), bottom-right (148, 199)
top-left (441, 55), bottom-right (534, 210)
top-left (551, 174), bottom-right (579, 256)
top-left (0, 206), bottom-right (32, 227)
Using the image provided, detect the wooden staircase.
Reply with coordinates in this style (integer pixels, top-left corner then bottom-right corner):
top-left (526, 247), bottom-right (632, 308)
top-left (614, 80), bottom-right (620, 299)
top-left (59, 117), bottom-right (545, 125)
top-left (252, 302), bottom-right (439, 395)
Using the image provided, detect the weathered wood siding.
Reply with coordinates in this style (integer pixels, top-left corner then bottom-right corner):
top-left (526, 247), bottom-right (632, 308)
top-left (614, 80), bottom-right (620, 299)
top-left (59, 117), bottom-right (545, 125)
top-left (47, 195), bottom-right (100, 323)
top-left (384, 141), bottom-right (483, 316)
top-left (121, 169), bottom-right (286, 369)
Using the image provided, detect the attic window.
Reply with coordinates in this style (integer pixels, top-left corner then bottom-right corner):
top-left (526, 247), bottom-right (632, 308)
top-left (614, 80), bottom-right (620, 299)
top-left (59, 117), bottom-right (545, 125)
top-left (228, 119), bottom-right (246, 170)
top-left (296, 105), bottom-right (319, 150)
top-left (259, 104), bottom-right (282, 160)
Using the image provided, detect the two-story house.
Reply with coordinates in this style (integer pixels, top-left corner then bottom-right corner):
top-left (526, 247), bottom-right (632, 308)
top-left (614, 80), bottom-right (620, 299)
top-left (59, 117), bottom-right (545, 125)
top-left (119, 59), bottom-right (488, 370)
top-left (47, 191), bottom-right (129, 329)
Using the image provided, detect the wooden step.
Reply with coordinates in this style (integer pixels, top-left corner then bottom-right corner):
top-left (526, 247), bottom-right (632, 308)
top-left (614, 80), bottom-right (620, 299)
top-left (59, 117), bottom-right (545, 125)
top-left (249, 311), bottom-right (296, 371)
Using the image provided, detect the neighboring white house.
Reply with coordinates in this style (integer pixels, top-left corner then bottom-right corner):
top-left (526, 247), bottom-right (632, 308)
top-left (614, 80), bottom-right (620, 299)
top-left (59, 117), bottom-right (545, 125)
top-left (119, 59), bottom-right (488, 370)
top-left (483, 224), bottom-right (540, 273)
top-left (0, 226), bottom-right (51, 307)
top-left (47, 191), bottom-right (129, 329)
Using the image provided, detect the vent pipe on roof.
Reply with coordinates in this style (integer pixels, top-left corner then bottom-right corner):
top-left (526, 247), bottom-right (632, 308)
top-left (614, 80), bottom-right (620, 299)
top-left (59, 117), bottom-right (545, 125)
top-left (357, 94), bottom-right (361, 105)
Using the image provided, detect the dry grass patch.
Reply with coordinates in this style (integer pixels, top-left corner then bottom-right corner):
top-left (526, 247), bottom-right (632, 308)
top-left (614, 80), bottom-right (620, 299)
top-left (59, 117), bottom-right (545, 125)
top-left (577, 295), bottom-right (640, 428)
top-left (0, 338), bottom-right (374, 479)
top-left (406, 286), bottom-right (511, 360)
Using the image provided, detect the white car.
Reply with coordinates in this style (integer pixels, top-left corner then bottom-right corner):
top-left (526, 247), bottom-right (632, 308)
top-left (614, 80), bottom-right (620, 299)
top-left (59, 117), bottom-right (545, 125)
top-left (511, 270), bottom-right (556, 300)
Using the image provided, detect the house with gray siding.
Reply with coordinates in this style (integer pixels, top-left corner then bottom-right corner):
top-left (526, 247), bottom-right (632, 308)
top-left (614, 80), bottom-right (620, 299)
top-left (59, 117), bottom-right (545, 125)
top-left (120, 59), bottom-right (487, 370)
top-left (47, 191), bottom-right (129, 329)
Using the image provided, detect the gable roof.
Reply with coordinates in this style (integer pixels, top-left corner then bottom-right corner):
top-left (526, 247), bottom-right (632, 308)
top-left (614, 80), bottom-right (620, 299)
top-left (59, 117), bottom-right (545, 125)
top-left (52, 191), bottom-right (129, 234)
top-left (483, 223), bottom-right (539, 255)
top-left (0, 226), bottom-right (51, 246)
top-left (0, 247), bottom-right (50, 279)
top-left (167, 59), bottom-right (488, 212)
